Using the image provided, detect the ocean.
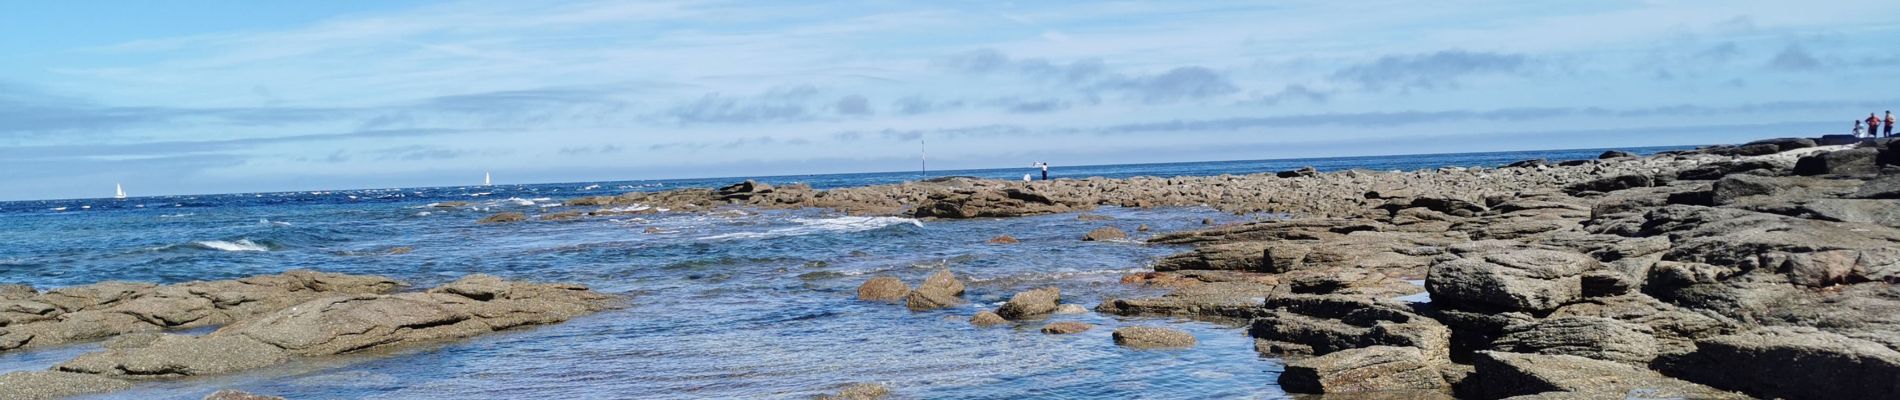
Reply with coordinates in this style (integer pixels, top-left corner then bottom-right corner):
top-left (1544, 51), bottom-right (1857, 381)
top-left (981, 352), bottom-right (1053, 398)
top-left (0, 146), bottom-right (1689, 399)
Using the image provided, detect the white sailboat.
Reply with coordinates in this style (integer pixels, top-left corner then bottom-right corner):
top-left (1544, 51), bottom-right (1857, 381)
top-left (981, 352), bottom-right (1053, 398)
top-left (114, 183), bottom-right (127, 199)
top-left (483, 171), bottom-right (492, 186)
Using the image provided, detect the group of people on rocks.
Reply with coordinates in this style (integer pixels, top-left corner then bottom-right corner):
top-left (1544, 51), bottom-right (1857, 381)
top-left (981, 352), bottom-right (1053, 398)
top-left (1856, 111), bottom-right (1894, 138)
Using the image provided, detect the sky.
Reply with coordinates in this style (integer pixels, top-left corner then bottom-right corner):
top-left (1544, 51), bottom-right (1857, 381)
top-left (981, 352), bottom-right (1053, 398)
top-left (4, 0), bottom-right (1899, 200)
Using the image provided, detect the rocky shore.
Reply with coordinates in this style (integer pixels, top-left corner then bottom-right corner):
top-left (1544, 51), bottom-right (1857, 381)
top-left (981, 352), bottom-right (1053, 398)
top-left (776, 137), bottom-right (1893, 399)
top-left (0, 273), bottom-right (621, 399)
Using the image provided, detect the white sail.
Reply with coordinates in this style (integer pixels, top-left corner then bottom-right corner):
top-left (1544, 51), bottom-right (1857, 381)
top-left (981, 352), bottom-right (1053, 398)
top-left (484, 171), bottom-right (492, 186)
top-left (114, 183), bottom-right (126, 199)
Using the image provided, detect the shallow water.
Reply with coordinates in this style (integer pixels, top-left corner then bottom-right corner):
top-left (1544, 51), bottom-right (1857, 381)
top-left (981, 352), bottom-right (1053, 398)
top-left (0, 146), bottom-right (1687, 399)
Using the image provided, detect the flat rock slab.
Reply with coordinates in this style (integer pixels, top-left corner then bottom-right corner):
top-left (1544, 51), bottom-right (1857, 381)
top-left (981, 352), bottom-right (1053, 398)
top-left (1473, 351), bottom-right (1745, 399)
top-left (1112, 326), bottom-right (1196, 349)
top-left (1279, 346), bottom-right (1447, 394)
top-left (0, 371), bottom-right (132, 400)
top-left (1661, 327), bottom-right (1900, 400)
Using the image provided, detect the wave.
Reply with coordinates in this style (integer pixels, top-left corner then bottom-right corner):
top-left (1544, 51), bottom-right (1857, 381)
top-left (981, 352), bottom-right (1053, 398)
top-left (193, 239), bottom-right (272, 252)
top-left (700, 216), bottom-right (923, 241)
top-left (159, 213), bottom-right (194, 218)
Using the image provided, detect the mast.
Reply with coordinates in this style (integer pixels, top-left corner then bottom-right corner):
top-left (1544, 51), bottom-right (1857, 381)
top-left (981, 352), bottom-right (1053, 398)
top-left (484, 171), bottom-right (492, 186)
top-left (114, 183), bottom-right (126, 199)
top-left (920, 136), bottom-right (927, 177)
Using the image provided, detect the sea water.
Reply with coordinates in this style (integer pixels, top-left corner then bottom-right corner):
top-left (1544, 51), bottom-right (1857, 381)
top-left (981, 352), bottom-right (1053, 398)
top-left (0, 146), bottom-right (1687, 399)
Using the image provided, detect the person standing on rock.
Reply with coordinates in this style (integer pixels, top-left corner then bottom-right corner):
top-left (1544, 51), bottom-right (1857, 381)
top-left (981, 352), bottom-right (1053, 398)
top-left (1869, 113), bottom-right (1883, 138)
top-left (1855, 120), bottom-right (1866, 138)
top-left (1034, 162), bottom-right (1049, 181)
top-left (1885, 111), bottom-right (1894, 137)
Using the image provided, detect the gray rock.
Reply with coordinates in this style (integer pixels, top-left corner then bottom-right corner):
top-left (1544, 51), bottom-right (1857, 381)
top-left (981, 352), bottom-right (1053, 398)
top-left (1491, 317), bottom-right (1659, 364)
top-left (477, 212), bottom-right (526, 224)
top-left (1790, 199), bottom-right (1900, 227)
top-left (1659, 327), bottom-right (1900, 400)
top-left (1598, 150), bottom-right (1635, 159)
top-left (1279, 346), bottom-right (1448, 394)
top-left (1112, 326), bottom-right (1196, 349)
top-left (1249, 295), bottom-right (1450, 361)
top-left (1472, 351), bottom-right (1745, 399)
top-left (814, 383), bottom-right (889, 400)
top-left (1426, 249), bottom-right (1595, 312)
top-left (1744, 137), bottom-right (1817, 152)
top-left (1794, 148), bottom-right (1881, 176)
top-left (968, 311), bottom-right (1006, 326)
top-left (903, 285), bottom-right (960, 311)
top-left (56, 334), bottom-right (291, 379)
top-left (1565, 174), bottom-right (1659, 195)
top-left (1040, 321), bottom-right (1092, 334)
top-left (1851, 174), bottom-right (1900, 199)
top-left (996, 287), bottom-right (1060, 320)
top-left (920, 270), bottom-right (964, 297)
top-left (0, 371), bottom-right (133, 400)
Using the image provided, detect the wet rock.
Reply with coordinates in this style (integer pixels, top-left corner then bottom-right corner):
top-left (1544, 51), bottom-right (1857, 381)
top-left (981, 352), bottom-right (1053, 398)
top-left (1472, 351), bottom-right (1744, 399)
top-left (431, 201), bottom-right (470, 208)
top-left (1076, 213), bottom-right (1113, 221)
top-left (1490, 317), bottom-right (1658, 365)
top-left (0, 371), bottom-right (133, 400)
top-left (644, 227), bottom-right (662, 234)
top-left (1658, 327), bottom-right (1900, 400)
top-left (1598, 150), bottom-right (1635, 159)
top-left (1249, 294), bottom-right (1451, 361)
top-left (996, 287), bottom-right (1060, 320)
top-left (1794, 147), bottom-right (1881, 176)
top-left (904, 287), bottom-right (959, 311)
top-left (1040, 321), bottom-right (1092, 334)
top-left (968, 311), bottom-right (1006, 326)
top-left (1112, 326), bottom-right (1196, 349)
top-left (539, 211), bottom-right (586, 221)
top-left (715, 180), bottom-right (774, 201)
top-left (1279, 346), bottom-right (1448, 394)
top-left (1426, 249), bottom-right (1596, 312)
top-left (814, 382), bottom-right (889, 400)
top-left (477, 212), bottom-right (526, 224)
top-left (1136, 224), bottom-right (1149, 232)
top-left (987, 235), bottom-right (1019, 244)
top-left (204, 389), bottom-right (286, 400)
top-left (856, 277), bottom-right (909, 301)
top-left (1082, 226), bottom-right (1127, 241)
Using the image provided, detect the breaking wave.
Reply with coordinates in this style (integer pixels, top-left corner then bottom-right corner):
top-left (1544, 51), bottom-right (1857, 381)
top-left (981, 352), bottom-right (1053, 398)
top-left (192, 239), bottom-right (272, 252)
top-left (701, 216), bottom-right (923, 241)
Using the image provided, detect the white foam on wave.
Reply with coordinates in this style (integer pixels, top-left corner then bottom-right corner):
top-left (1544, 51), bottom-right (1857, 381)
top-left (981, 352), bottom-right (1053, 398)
top-left (194, 239), bottom-right (270, 252)
top-left (259, 218), bottom-right (292, 227)
top-left (501, 197), bottom-right (535, 206)
top-left (159, 213), bottom-right (194, 218)
top-left (700, 216), bottom-right (924, 241)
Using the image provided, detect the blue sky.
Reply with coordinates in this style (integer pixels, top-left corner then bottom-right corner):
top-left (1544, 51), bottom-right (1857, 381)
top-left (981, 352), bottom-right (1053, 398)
top-left (4, 0), bottom-right (1898, 200)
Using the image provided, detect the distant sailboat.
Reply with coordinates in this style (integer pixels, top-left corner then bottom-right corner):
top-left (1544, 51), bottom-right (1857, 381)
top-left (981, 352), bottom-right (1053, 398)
top-left (483, 171), bottom-right (492, 186)
top-left (114, 183), bottom-right (127, 199)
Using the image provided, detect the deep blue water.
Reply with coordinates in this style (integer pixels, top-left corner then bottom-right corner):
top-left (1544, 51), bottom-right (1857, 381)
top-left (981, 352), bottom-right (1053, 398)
top-left (0, 146), bottom-right (1687, 399)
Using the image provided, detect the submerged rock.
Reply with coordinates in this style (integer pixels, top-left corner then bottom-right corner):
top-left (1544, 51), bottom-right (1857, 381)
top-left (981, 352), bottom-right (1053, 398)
top-left (814, 382), bottom-right (889, 400)
top-left (478, 212), bottom-right (527, 224)
top-left (1040, 321), bottom-right (1092, 334)
top-left (204, 389), bottom-right (286, 400)
top-left (1082, 226), bottom-right (1127, 241)
top-left (1111, 326), bottom-right (1196, 349)
top-left (987, 235), bottom-right (1020, 244)
top-left (0, 371), bottom-right (133, 400)
top-left (968, 311), bottom-right (1006, 326)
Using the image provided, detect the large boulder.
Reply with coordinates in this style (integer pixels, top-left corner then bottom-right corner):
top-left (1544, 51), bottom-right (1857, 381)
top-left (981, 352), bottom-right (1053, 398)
top-left (1472, 351), bottom-right (1745, 399)
top-left (1152, 242), bottom-right (1269, 272)
top-left (1659, 327), bottom-right (1900, 400)
top-left (1249, 294), bottom-right (1450, 361)
top-left (1082, 226), bottom-right (1127, 241)
top-left (904, 270), bottom-right (964, 311)
top-left (1793, 147), bottom-right (1881, 176)
top-left (1490, 316), bottom-right (1659, 364)
top-left (995, 287), bottom-right (1060, 320)
top-left (1676, 160), bottom-right (1784, 181)
top-left (1426, 249), bottom-right (1596, 312)
top-left (1598, 150), bottom-right (1635, 159)
top-left (1278, 346), bottom-right (1448, 394)
top-left (1565, 175), bottom-right (1661, 195)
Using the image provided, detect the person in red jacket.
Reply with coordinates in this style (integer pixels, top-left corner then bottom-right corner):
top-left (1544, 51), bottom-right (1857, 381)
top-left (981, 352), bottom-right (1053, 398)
top-left (1885, 111), bottom-right (1894, 137)
top-left (1870, 113), bottom-right (1883, 138)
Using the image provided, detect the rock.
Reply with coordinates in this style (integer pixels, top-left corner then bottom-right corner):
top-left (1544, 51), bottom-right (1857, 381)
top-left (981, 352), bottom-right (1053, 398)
top-left (1745, 137), bottom-right (1818, 152)
top-left (431, 201), bottom-right (469, 208)
top-left (715, 180), bottom-right (774, 201)
top-left (56, 334), bottom-right (291, 379)
top-left (987, 235), bottom-right (1020, 244)
top-left (1054, 304), bottom-right (1088, 314)
top-left (1794, 148), bottom-right (1881, 176)
top-left (203, 389), bottom-right (285, 400)
top-left (856, 277), bottom-right (909, 301)
top-left (920, 270), bottom-right (964, 297)
top-left (1598, 150), bottom-right (1635, 159)
top-left (1676, 160), bottom-right (1784, 180)
top-left (1249, 294), bottom-right (1451, 361)
top-left (1112, 326), bottom-right (1197, 349)
top-left (1790, 199), bottom-right (1900, 227)
top-left (904, 285), bottom-right (959, 311)
top-left (1153, 242), bottom-right (1270, 272)
top-left (1659, 327), bottom-right (1900, 400)
top-left (1490, 317), bottom-right (1659, 364)
top-left (969, 311), bottom-right (1007, 326)
top-left (1426, 249), bottom-right (1596, 312)
top-left (1279, 346), bottom-right (1448, 394)
top-left (1850, 174), bottom-right (1900, 199)
top-left (1722, 143), bottom-right (1782, 156)
top-left (1564, 174), bottom-right (1659, 195)
top-left (1278, 166), bottom-right (1318, 178)
top-left (1040, 321), bottom-right (1093, 334)
top-left (539, 211), bottom-right (585, 221)
top-left (0, 371), bottom-right (133, 400)
top-left (815, 383), bottom-right (889, 400)
top-left (643, 227), bottom-right (662, 234)
top-left (996, 287), bottom-right (1060, 320)
top-left (1136, 224), bottom-right (1150, 232)
top-left (1082, 226), bottom-right (1127, 241)
top-left (1077, 213), bottom-right (1113, 221)
top-left (1472, 351), bottom-right (1745, 399)
top-left (478, 212), bottom-right (526, 224)
top-left (1504, 159), bottom-right (1549, 169)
